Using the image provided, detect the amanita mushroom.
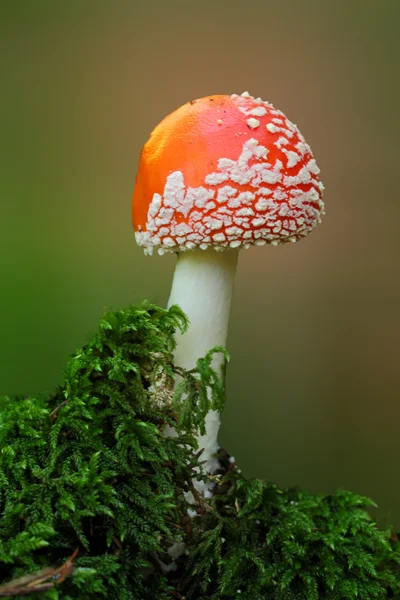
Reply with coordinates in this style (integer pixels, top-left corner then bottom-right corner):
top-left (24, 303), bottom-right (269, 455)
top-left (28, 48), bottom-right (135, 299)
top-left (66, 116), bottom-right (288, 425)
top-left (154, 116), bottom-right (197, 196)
top-left (132, 91), bottom-right (325, 475)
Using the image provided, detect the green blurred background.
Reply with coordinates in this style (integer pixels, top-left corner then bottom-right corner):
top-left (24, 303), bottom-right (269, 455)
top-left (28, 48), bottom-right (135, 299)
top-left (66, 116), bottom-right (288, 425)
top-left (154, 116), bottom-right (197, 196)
top-left (1, 1), bottom-right (399, 527)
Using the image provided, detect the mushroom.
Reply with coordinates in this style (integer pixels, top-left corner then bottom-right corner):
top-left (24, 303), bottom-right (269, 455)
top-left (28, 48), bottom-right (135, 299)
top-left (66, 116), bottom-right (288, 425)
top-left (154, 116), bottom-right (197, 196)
top-left (132, 91), bottom-right (325, 476)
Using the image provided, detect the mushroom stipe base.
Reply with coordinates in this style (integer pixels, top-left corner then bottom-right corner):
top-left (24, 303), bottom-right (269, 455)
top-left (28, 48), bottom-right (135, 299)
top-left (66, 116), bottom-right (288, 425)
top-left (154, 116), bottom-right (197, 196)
top-left (0, 303), bottom-right (399, 599)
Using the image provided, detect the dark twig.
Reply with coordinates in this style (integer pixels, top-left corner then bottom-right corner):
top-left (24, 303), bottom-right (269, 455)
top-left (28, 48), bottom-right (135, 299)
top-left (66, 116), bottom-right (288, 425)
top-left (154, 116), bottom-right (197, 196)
top-left (0, 548), bottom-right (79, 597)
top-left (49, 399), bottom-right (69, 419)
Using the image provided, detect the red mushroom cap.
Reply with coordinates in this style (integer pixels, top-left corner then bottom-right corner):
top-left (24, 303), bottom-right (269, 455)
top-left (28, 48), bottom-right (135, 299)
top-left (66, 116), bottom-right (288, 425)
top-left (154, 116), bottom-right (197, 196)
top-left (132, 92), bottom-right (325, 255)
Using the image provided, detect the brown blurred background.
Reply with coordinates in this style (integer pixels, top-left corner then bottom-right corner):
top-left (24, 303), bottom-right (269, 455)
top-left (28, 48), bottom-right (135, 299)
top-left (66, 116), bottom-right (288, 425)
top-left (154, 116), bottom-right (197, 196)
top-left (0, 1), bottom-right (399, 527)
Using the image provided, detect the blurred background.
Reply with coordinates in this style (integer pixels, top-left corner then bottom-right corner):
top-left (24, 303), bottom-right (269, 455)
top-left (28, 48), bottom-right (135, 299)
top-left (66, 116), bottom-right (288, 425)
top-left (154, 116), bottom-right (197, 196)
top-left (0, 1), bottom-right (399, 527)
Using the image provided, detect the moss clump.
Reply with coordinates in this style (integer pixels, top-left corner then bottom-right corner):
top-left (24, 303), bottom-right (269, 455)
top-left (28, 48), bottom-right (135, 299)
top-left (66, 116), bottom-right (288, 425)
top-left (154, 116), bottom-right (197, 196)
top-left (185, 473), bottom-right (400, 599)
top-left (0, 303), bottom-right (399, 599)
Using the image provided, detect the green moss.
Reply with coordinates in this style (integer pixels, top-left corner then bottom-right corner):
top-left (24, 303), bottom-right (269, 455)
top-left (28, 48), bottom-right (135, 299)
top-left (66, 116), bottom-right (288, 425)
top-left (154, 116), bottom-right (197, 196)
top-left (0, 303), bottom-right (399, 599)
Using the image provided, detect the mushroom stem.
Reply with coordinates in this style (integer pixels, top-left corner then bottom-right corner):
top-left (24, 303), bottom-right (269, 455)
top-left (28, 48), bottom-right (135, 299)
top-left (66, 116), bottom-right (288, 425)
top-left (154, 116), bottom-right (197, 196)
top-left (167, 247), bottom-right (239, 474)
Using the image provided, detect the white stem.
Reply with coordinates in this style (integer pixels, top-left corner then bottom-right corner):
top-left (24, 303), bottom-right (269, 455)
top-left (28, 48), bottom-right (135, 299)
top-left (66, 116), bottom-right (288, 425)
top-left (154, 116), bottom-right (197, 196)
top-left (167, 248), bottom-right (239, 475)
